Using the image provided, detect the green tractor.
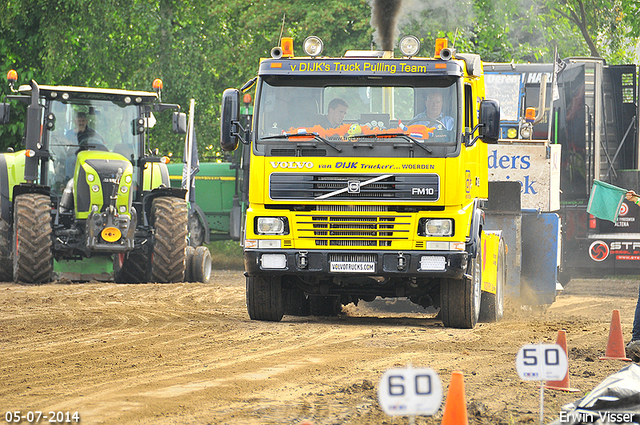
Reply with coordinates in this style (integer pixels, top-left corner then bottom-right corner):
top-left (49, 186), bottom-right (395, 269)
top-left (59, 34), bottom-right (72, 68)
top-left (0, 71), bottom-right (189, 283)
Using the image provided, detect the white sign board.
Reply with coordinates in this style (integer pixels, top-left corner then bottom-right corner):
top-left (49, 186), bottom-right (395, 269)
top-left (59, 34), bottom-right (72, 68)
top-left (488, 144), bottom-right (561, 212)
top-left (516, 343), bottom-right (568, 381)
top-left (377, 367), bottom-right (442, 416)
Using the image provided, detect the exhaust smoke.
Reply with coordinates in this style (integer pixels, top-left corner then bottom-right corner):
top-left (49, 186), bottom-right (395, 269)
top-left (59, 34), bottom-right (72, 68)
top-left (370, 0), bottom-right (404, 51)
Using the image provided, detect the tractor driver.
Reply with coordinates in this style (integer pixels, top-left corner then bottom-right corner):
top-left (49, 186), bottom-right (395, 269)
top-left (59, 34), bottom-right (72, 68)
top-left (64, 111), bottom-right (107, 180)
top-left (71, 111), bottom-right (105, 147)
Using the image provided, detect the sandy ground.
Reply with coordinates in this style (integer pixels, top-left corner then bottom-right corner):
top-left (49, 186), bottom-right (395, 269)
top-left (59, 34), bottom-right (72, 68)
top-left (1, 272), bottom-right (639, 425)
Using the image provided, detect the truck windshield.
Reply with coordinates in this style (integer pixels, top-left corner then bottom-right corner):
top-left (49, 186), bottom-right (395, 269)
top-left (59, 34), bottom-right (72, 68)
top-left (46, 99), bottom-right (140, 195)
top-left (255, 76), bottom-right (460, 156)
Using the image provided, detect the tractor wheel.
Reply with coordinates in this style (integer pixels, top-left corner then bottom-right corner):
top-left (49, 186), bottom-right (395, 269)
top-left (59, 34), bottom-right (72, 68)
top-left (479, 238), bottom-right (506, 322)
top-left (185, 246), bottom-right (195, 282)
top-left (440, 248), bottom-right (482, 329)
top-left (150, 197), bottom-right (188, 283)
top-left (309, 295), bottom-right (341, 317)
top-left (246, 275), bottom-right (284, 321)
top-left (191, 246), bottom-right (212, 283)
top-left (188, 211), bottom-right (205, 247)
top-left (114, 251), bottom-right (150, 283)
top-left (0, 218), bottom-right (13, 282)
top-left (13, 193), bottom-right (53, 283)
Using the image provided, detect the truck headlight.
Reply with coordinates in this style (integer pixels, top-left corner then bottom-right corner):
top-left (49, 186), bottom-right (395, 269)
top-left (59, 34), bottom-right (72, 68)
top-left (303, 36), bottom-right (324, 57)
top-left (399, 36), bottom-right (420, 57)
top-left (256, 217), bottom-right (288, 235)
top-left (419, 218), bottom-right (453, 236)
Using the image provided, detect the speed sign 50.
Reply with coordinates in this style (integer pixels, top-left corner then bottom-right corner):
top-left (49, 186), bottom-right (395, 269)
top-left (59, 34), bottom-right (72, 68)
top-left (516, 344), bottom-right (568, 382)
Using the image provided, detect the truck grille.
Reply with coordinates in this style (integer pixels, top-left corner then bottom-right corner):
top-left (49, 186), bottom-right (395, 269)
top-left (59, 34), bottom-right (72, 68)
top-left (329, 254), bottom-right (377, 262)
top-left (270, 173), bottom-right (439, 201)
top-left (294, 213), bottom-right (411, 248)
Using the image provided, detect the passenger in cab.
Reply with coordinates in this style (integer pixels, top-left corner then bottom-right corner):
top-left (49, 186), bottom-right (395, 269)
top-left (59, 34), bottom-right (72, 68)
top-left (320, 98), bottom-right (349, 129)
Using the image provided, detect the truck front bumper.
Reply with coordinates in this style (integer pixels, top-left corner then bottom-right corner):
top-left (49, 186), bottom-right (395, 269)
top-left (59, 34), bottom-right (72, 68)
top-left (244, 249), bottom-right (469, 279)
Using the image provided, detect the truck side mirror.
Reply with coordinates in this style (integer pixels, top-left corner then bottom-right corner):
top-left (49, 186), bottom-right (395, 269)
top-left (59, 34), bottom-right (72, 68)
top-left (480, 99), bottom-right (500, 144)
top-left (172, 111), bottom-right (187, 134)
top-left (220, 88), bottom-right (241, 151)
top-left (0, 103), bottom-right (10, 124)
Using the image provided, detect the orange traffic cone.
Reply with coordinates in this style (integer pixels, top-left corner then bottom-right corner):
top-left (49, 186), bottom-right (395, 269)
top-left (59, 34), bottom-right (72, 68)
top-left (546, 330), bottom-right (579, 392)
top-left (441, 370), bottom-right (468, 425)
top-left (600, 309), bottom-right (632, 361)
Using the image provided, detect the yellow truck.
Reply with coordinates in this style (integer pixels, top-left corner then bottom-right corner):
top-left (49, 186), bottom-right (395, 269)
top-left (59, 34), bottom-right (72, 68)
top-left (220, 36), bottom-right (506, 328)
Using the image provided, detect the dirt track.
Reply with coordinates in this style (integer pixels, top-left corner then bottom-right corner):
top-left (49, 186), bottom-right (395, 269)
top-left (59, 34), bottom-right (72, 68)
top-left (1, 272), bottom-right (638, 424)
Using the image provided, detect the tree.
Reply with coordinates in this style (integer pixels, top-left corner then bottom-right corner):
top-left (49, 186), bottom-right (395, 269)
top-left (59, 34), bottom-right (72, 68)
top-left (398, 0), bottom-right (639, 64)
top-left (537, 0), bottom-right (639, 63)
top-left (0, 0), bottom-right (638, 154)
top-left (0, 0), bottom-right (374, 154)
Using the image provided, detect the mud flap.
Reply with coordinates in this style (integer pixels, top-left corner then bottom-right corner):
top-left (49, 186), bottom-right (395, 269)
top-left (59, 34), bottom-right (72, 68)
top-left (229, 195), bottom-right (243, 241)
top-left (520, 210), bottom-right (560, 305)
top-left (485, 181), bottom-right (522, 300)
top-left (480, 230), bottom-right (501, 294)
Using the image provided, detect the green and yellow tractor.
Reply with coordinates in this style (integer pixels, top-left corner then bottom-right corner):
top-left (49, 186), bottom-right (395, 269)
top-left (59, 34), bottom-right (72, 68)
top-left (0, 71), bottom-right (189, 283)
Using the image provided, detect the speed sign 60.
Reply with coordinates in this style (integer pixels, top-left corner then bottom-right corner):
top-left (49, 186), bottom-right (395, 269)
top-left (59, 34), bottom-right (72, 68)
top-left (377, 367), bottom-right (442, 416)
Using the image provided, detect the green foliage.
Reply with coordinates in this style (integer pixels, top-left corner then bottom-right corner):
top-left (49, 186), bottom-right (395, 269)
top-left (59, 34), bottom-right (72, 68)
top-left (541, 0), bottom-right (639, 63)
top-left (0, 0), bottom-right (638, 153)
top-left (399, 0), bottom-right (640, 63)
top-left (206, 240), bottom-right (244, 270)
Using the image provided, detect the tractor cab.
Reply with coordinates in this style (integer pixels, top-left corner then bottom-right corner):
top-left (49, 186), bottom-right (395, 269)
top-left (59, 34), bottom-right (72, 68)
top-left (0, 72), bottom-right (190, 284)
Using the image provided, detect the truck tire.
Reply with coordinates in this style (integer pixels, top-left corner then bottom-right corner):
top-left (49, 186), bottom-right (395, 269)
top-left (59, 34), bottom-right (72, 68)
top-left (309, 295), bottom-right (341, 317)
top-left (150, 197), bottom-right (188, 283)
top-left (246, 275), bottom-right (284, 321)
top-left (440, 249), bottom-right (482, 329)
top-left (191, 246), bottom-right (212, 283)
top-left (13, 193), bottom-right (53, 283)
top-left (284, 285), bottom-right (311, 316)
top-left (114, 251), bottom-right (150, 283)
top-left (479, 239), bottom-right (506, 322)
top-left (0, 218), bottom-right (12, 282)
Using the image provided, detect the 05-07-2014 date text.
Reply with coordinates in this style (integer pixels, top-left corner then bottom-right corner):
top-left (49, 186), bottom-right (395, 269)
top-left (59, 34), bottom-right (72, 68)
top-left (4, 411), bottom-right (80, 424)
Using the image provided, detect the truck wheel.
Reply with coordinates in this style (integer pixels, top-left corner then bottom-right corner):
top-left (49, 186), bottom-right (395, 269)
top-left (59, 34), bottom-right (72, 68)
top-left (0, 219), bottom-right (12, 282)
top-left (309, 295), bottom-right (341, 317)
top-left (114, 251), bottom-right (151, 283)
top-left (479, 239), bottom-right (506, 322)
top-left (284, 285), bottom-right (310, 316)
top-left (13, 193), bottom-right (53, 283)
top-left (246, 275), bottom-right (284, 321)
top-left (191, 246), bottom-right (212, 283)
top-left (188, 211), bottom-right (205, 247)
top-left (150, 197), bottom-right (188, 283)
top-left (440, 249), bottom-right (482, 329)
